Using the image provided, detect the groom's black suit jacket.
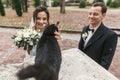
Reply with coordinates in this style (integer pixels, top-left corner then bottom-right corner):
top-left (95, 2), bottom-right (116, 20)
top-left (78, 23), bottom-right (118, 70)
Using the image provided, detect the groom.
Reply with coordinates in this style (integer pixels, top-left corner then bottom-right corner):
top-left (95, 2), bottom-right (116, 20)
top-left (78, 2), bottom-right (118, 70)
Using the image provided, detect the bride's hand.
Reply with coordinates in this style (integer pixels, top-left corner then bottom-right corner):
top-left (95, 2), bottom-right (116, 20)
top-left (54, 28), bottom-right (63, 49)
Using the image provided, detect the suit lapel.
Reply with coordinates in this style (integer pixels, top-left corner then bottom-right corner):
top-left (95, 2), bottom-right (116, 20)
top-left (84, 24), bottom-right (105, 49)
top-left (83, 26), bottom-right (89, 32)
top-left (81, 26), bottom-right (89, 41)
top-left (79, 26), bottom-right (89, 50)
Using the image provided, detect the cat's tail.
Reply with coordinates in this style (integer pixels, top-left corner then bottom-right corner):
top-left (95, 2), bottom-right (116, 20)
top-left (16, 63), bottom-right (57, 80)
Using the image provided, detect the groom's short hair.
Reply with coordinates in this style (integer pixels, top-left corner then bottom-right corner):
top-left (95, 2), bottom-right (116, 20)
top-left (92, 2), bottom-right (107, 14)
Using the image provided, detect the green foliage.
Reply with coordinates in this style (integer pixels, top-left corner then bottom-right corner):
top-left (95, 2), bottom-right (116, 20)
top-left (109, 0), bottom-right (119, 8)
top-left (79, 0), bottom-right (86, 8)
top-left (34, 0), bottom-right (40, 7)
top-left (52, 0), bottom-right (59, 7)
top-left (0, 0), bottom-right (5, 16)
top-left (107, 0), bottom-right (112, 6)
top-left (93, 0), bottom-right (104, 3)
top-left (14, 0), bottom-right (22, 16)
top-left (43, 0), bottom-right (47, 7)
top-left (3, 0), bottom-right (11, 8)
top-left (118, 0), bottom-right (120, 6)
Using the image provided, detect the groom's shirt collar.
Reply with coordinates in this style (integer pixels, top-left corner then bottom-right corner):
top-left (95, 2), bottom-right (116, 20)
top-left (89, 22), bottom-right (101, 33)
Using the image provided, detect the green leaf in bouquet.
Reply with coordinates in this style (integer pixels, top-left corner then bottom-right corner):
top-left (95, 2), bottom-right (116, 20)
top-left (15, 43), bottom-right (20, 48)
top-left (23, 41), bottom-right (28, 50)
top-left (11, 35), bottom-right (16, 39)
top-left (20, 40), bottom-right (24, 47)
top-left (28, 45), bottom-right (33, 50)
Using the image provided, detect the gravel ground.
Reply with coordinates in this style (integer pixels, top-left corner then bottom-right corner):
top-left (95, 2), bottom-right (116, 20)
top-left (0, 27), bottom-right (120, 79)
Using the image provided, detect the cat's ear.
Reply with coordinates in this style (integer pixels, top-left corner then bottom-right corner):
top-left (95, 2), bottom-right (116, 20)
top-left (56, 21), bottom-right (60, 26)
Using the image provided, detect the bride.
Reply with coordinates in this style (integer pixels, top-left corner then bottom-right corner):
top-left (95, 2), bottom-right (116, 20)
top-left (24, 6), bottom-right (62, 61)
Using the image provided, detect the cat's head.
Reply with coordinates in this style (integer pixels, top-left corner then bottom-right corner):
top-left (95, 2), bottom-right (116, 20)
top-left (43, 24), bottom-right (58, 36)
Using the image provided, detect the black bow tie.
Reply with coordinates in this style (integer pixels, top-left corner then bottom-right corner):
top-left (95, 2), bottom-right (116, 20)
top-left (89, 29), bottom-right (94, 33)
top-left (88, 28), bottom-right (94, 33)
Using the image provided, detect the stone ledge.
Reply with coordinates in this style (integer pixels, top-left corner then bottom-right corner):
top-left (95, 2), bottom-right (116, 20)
top-left (59, 48), bottom-right (119, 80)
top-left (0, 48), bottom-right (119, 80)
top-left (1, 26), bottom-right (120, 36)
top-left (110, 27), bottom-right (120, 31)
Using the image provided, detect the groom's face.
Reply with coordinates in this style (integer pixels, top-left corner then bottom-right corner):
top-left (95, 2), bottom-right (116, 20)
top-left (88, 6), bottom-right (106, 27)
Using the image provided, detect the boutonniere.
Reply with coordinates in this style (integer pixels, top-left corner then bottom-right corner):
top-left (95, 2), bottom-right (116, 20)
top-left (81, 31), bottom-right (90, 41)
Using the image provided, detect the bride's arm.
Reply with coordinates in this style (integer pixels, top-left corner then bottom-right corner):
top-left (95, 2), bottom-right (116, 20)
top-left (54, 28), bottom-right (63, 49)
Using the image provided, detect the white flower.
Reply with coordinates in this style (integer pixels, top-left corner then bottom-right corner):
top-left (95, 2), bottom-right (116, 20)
top-left (24, 39), bottom-right (27, 41)
top-left (29, 41), bottom-right (33, 46)
top-left (82, 32), bottom-right (88, 38)
top-left (82, 32), bottom-right (88, 41)
top-left (33, 30), bottom-right (37, 35)
top-left (14, 37), bottom-right (22, 42)
top-left (16, 30), bottom-right (23, 37)
top-left (12, 28), bottom-right (42, 50)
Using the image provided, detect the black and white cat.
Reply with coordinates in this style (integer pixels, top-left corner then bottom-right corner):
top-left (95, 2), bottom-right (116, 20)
top-left (17, 23), bottom-right (62, 80)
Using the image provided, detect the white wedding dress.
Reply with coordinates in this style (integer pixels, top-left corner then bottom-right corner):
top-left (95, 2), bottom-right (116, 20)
top-left (24, 18), bottom-right (36, 61)
top-left (24, 45), bottom-right (37, 61)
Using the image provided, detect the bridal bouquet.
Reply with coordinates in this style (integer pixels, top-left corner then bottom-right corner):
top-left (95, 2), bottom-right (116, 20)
top-left (12, 28), bottom-right (42, 50)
